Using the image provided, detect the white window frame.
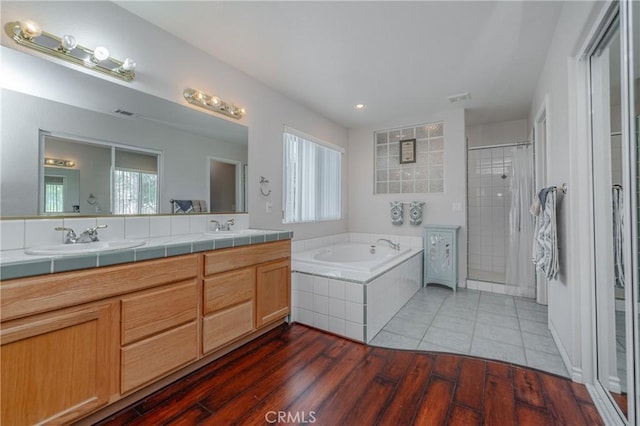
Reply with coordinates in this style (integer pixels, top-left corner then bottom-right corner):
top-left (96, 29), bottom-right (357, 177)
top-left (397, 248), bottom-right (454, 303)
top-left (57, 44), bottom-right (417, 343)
top-left (282, 125), bottom-right (344, 224)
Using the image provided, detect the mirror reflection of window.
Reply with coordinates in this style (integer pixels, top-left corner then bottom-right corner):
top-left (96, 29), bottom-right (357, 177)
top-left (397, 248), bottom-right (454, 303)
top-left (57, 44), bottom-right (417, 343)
top-left (44, 175), bottom-right (64, 213)
top-left (113, 149), bottom-right (159, 214)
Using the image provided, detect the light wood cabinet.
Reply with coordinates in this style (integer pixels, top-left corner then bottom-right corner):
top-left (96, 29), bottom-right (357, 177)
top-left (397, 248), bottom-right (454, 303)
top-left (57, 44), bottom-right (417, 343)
top-left (1, 302), bottom-right (118, 425)
top-left (201, 240), bottom-right (291, 353)
top-left (256, 259), bottom-right (291, 327)
top-left (0, 240), bottom-right (291, 424)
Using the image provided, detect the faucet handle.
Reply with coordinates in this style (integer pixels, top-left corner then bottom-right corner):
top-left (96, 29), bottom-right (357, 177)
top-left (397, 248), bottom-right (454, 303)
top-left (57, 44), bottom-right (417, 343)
top-left (226, 218), bottom-right (235, 226)
top-left (55, 226), bottom-right (77, 244)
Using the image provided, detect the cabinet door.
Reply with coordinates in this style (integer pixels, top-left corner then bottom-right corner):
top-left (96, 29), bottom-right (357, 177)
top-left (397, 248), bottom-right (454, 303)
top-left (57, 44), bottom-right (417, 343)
top-left (255, 259), bottom-right (291, 328)
top-left (426, 230), bottom-right (455, 282)
top-left (1, 303), bottom-right (116, 425)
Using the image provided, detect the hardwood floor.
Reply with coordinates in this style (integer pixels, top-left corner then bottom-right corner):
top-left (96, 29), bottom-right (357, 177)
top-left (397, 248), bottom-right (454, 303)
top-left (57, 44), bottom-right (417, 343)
top-left (97, 323), bottom-right (602, 425)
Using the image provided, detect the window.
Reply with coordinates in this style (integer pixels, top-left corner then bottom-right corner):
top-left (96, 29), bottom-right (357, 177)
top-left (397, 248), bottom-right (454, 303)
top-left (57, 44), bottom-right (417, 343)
top-left (44, 176), bottom-right (64, 213)
top-left (283, 127), bottom-right (342, 223)
top-left (113, 169), bottom-right (158, 214)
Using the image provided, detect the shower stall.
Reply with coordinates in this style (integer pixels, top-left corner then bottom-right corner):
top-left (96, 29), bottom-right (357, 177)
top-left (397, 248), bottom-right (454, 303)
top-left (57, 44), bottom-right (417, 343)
top-left (467, 142), bottom-right (535, 297)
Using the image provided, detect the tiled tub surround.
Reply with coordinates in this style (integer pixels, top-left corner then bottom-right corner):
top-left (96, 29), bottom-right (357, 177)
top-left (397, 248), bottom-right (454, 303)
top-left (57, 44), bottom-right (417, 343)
top-left (291, 233), bottom-right (423, 343)
top-left (0, 214), bottom-right (292, 280)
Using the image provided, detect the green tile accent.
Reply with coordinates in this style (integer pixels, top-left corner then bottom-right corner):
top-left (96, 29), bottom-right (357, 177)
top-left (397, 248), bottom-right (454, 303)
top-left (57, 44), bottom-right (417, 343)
top-left (1, 259), bottom-right (51, 280)
top-left (265, 233), bottom-right (278, 242)
top-left (99, 250), bottom-right (135, 267)
top-left (215, 238), bottom-right (233, 249)
top-left (54, 255), bottom-right (98, 273)
top-left (135, 246), bottom-right (166, 261)
top-left (233, 236), bottom-right (251, 247)
top-left (193, 240), bottom-right (215, 252)
top-left (166, 243), bottom-right (192, 256)
top-left (250, 234), bottom-right (266, 244)
top-left (277, 231), bottom-right (292, 240)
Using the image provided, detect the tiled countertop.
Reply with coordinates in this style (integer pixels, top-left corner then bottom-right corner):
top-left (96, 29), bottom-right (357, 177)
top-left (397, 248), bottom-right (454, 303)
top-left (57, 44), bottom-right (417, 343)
top-left (0, 230), bottom-right (293, 280)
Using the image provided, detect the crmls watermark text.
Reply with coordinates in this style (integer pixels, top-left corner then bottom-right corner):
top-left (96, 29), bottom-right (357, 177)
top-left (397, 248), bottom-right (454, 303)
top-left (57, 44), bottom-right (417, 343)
top-left (265, 410), bottom-right (317, 424)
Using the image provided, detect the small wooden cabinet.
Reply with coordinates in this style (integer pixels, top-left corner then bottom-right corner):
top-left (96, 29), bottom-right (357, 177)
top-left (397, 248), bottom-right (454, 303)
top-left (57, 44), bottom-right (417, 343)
top-left (424, 225), bottom-right (460, 292)
top-left (1, 302), bottom-right (118, 425)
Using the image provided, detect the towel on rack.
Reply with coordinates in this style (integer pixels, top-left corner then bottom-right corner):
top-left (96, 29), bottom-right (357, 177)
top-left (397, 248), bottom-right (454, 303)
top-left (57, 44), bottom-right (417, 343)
top-left (612, 186), bottom-right (625, 288)
top-left (172, 200), bottom-right (194, 214)
top-left (531, 187), bottom-right (559, 280)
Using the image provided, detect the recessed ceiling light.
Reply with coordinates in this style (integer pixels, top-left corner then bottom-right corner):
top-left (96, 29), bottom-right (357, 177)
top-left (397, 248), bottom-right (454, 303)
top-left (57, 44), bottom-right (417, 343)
top-left (354, 103), bottom-right (366, 110)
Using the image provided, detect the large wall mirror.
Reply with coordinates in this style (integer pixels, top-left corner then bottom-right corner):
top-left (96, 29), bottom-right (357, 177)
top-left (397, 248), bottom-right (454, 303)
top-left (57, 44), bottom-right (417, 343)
top-left (1, 47), bottom-right (248, 217)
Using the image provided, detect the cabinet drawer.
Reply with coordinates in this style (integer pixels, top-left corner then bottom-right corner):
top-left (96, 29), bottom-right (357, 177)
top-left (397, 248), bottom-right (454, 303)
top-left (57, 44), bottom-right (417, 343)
top-left (121, 280), bottom-right (197, 345)
top-left (202, 301), bottom-right (254, 354)
top-left (203, 268), bottom-right (254, 315)
top-left (121, 321), bottom-right (197, 394)
top-left (204, 240), bottom-right (290, 275)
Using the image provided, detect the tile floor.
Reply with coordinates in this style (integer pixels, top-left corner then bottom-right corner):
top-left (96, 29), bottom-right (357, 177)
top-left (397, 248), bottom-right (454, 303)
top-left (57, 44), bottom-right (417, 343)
top-left (370, 285), bottom-right (569, 377)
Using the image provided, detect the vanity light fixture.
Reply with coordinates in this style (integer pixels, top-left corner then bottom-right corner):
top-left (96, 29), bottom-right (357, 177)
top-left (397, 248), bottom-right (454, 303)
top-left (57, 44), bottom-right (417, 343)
top-left (6, 20), bottom-right (136, 81)
top-left (44, 157), bottom-right (75, 167)
top-left (183, 88), bottom-right (246, 120)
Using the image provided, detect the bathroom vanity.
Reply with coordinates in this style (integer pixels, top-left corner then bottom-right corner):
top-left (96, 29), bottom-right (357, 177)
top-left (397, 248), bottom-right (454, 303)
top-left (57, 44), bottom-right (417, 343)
top-left (0, 237), bottom-right (291, 425)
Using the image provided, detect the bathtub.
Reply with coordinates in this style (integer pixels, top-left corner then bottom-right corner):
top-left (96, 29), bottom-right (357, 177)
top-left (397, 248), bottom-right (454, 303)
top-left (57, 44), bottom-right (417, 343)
top-left (295, 242), bottom-right (411, 273)
top-left (291, 236), bottom-right (423, 344)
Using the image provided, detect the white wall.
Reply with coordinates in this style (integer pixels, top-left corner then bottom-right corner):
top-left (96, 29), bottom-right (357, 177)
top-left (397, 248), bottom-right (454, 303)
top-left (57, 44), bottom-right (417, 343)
top-left (0, 1), bottom-right (348, 239)
top-left (466, 118), bottom-right (528, 148)
top-left (348, 109), bottom-right (467, 281)
top-left (528, 0), bottom-right (602, 380)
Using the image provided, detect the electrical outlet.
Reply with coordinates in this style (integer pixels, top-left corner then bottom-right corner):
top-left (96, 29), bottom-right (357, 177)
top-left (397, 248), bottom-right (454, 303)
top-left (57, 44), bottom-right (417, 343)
top-left (266, 201), bottom-right (272, 213)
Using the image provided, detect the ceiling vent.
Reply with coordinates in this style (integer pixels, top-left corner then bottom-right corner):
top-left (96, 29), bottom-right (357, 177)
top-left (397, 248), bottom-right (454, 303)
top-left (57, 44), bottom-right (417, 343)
top-left (447, 92), bottom-right (471, 103)
top-left (113, 109), bottom-right (135, 116)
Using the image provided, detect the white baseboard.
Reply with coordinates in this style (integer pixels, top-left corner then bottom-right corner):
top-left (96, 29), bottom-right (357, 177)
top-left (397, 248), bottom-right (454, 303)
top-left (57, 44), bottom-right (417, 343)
top-left (549, 319), bottom-right (583, 382)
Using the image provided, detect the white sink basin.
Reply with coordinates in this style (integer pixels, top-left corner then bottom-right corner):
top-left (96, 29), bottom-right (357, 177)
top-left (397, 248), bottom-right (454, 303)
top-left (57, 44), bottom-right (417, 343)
top-left (25, 240), bottom-right (146, 255)
top-left (203, 231), bottom-right (241, 238)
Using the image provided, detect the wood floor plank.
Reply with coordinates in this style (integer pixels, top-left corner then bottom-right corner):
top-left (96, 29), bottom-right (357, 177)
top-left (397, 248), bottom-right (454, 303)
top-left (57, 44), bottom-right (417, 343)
top-left (454, 357), bottom-right (485, 410)
top-left (538, 373), bottom-right (587, 425)
top-left (485, 360), bottom-right (512, 379)
top-left (483, 374), bottom-right (515, 426)
top-left (432, 353), bottom-right (462, 381)
top-left (513, 367), bottom-right (545, 408)
top-left (515, 404), bottom-right (550, 426)
top-left (97, 324), bottom-right (603, 426)
top-left (447, 404), bottom-right (482, 426)
top-left (377, 354), bottom-right (434, 426)
top-left (198, 337), bottom-right (332, 424)
top-left (412, 377), bottom-right (454, 425)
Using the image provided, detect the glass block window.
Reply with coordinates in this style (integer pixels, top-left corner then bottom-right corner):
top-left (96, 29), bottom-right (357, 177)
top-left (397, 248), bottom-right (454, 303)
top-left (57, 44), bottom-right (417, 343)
top-left (374, 122), bottom-right (444, 194)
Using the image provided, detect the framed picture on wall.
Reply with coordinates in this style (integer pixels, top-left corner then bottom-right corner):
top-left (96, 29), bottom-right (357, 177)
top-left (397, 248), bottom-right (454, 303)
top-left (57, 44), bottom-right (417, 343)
top-left (399, 138), bottom-right (416, 164)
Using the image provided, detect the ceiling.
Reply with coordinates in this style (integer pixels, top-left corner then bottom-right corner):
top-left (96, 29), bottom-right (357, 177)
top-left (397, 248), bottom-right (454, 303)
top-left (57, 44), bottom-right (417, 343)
top-left (116, 1), bottom-right (563, 129)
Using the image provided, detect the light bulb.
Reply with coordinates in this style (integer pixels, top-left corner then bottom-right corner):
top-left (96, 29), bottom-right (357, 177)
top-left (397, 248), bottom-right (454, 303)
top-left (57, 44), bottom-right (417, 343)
top-left (19, 20), bottom-right (42, 39)
top-left (211, 97), bottom-right (221, 106)
top-left (91, 46), bottom-right (109, 63)
top-left (239, 107), bottom-right (246, 115)
top-left (59, 34), bottom-right (77, 51)
top-left (354, 103), bottom-right (366, 110)
top-left (121, 57), bottom-right (136, 71)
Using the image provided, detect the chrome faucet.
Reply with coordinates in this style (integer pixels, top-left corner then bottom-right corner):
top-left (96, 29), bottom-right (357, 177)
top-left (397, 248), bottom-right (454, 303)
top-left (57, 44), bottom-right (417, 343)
top-left (210, 218), bottom-right (235, 232)
top-left (376, 238), bottom-right (400, 251)
top-left (55, 225), bottom-right (107, 244)
top-left (55, 227), bottom-right (77, 244)
top-left (77, 225), bottom-right (108, 243)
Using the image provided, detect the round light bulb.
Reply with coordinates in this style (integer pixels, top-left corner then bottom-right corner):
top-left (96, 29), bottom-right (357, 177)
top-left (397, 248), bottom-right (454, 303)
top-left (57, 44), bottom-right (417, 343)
top-left (60, 34), bottom-right (77, 51)
top-left (19, 20), bottom-right (42, 39)
top-left (239, 107), bottom-right (246, 115)
top-left (211, 97), bottom-right (221, 106)
top-left (121, 57), bottom-right (136, 71)
top-left (354, 103), bottom-right (366, 110)
top-left (92, 46), bottom-right (110, 62)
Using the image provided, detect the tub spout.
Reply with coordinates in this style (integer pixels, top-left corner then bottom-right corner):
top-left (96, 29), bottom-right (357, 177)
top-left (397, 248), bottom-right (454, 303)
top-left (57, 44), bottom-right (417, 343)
top-left (376, 238), bottom-right (400, 251)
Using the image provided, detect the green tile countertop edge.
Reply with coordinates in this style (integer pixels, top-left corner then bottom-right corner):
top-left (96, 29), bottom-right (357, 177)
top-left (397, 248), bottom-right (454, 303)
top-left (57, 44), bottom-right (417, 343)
top-left (0, 230), bottom-right (293, 281)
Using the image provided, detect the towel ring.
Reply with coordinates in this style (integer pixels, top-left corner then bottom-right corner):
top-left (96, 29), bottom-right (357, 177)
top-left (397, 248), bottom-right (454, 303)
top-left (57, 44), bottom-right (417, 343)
top-left (259, 176), bottom-right (272, 197)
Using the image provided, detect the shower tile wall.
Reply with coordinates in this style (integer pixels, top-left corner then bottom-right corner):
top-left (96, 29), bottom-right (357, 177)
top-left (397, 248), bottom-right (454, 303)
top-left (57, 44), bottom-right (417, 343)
top-left (467, 147), bottom-right (512, 284)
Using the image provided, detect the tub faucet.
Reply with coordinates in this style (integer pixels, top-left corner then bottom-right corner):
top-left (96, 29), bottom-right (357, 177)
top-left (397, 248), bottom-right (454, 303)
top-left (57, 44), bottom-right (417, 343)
top-left (376, 238), bottom-right (400, 251)
top-left (210, 218), bottom-right (235, 232)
